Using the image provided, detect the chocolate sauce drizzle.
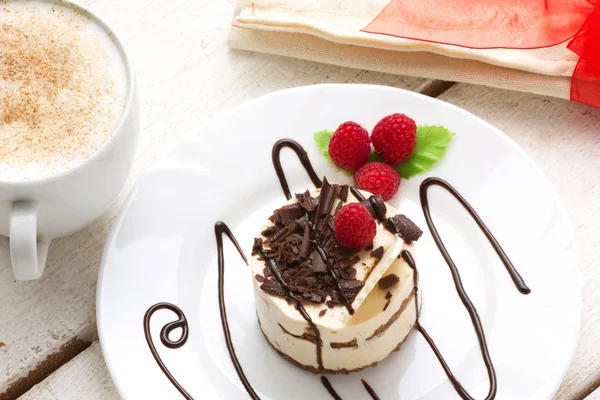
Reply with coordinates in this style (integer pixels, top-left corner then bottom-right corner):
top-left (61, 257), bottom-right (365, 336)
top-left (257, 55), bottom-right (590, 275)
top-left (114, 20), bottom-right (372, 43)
top-left (283, 150), bottom-right (531, 399)
top-left (143, 223), bottom-right (258, 400)
top-left (349, 187), bottom-right (386, 225)
top-left (272, 142), bottom-right (354, 315)
top-left (143, 303), bottom-right (192, 399)
top-left (399, 177), bottom-right (530, 400)
top-left (256, 239), bottom-right (324, 369)
top-left (321, 377), bottom-right (342, 400)
top-left (312, 241), bottom-right (354, 315)
top-left (215, 222), bottom-right (261, 400)
top-left (361, 379), bottom-right (380, 400)
top-left (272, 139), bottom-right (322, 200)
top-left (272, 141), bottom-right (354, 315)
top-left (143, 140), bottom-right (530, 400)
top-left (420, 178), bottom-right (531, 295)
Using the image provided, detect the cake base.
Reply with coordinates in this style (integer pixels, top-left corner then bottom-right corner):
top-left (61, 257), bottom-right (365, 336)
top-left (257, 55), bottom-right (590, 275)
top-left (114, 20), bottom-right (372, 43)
top-left (259, 321), bottom-right (414, 374)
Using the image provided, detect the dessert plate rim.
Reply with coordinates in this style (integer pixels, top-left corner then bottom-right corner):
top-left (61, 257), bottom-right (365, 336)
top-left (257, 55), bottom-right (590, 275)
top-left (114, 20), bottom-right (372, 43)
top-left (97, 83), bottom-right (582, 400)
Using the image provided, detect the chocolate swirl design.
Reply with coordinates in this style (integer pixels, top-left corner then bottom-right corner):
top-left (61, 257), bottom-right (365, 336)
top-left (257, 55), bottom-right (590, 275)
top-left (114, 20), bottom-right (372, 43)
top-left (352, 176), bottom-right (531, 400)
top-left (143, 303), bottom-right (192, 399)
top-left (402, 177), bottom-right (530, 400)
top-left (272, 139), bottom-right (322, 200)
top-left (143, 223), bottom-right (257, 400)
top-left (320, 377), bottom-right (342, 400)
top-left (420, 178), bottom-right (530, 295)
top-left (143, 139), bottom-right (530, 400)
top-left (361, 379), bottom-right (380, 400)
top-left (215, 222), bottom-right (261, 400)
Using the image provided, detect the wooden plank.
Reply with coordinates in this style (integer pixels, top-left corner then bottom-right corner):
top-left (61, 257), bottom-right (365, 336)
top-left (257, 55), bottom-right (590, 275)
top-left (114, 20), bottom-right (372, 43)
top-left (18, 343), bottom-right (600, 400)
top-left (567, 373), bottom-right (600, 400)
top-left (20, 342), bottom-right (119, 400)
top-left (437, 84), bottom-right (600, 400)
top-left (587, 386), bottom-right (600, 400)
top-left (0, 0), bottom-right (435, 398)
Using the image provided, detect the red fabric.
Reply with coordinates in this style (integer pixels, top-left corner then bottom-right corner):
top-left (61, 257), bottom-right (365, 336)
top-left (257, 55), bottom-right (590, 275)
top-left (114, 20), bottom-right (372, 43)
top-left (568, 4), bottom-right (600, 107)
top-left (362, 0), bottom-right (599, 107)
top-left (363, 0), bottom-right (593, 49)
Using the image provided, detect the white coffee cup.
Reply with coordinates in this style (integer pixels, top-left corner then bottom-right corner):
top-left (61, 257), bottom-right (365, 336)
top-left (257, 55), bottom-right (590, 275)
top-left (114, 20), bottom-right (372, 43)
top-left (0, 0), bottom-right (139, 280)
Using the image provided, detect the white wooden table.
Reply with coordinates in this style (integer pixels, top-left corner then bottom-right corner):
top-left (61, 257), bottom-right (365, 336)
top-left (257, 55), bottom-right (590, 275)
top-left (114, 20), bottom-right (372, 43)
top-left (1, 0), bottom-right (599, 399)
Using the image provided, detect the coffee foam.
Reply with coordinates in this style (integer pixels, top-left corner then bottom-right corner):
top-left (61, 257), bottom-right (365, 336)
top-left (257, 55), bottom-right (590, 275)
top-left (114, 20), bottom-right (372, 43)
top-left (0, 0), bottom-right (128, 181)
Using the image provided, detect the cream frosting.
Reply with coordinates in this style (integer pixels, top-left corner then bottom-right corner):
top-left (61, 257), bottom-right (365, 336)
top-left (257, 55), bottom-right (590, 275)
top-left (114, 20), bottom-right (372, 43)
top-left (251, 188), bottom-right (419, 372)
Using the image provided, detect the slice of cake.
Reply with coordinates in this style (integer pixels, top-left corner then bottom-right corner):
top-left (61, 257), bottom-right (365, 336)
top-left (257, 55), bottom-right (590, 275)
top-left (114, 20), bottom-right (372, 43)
top-left (251, 178), bottom-right (423, 373)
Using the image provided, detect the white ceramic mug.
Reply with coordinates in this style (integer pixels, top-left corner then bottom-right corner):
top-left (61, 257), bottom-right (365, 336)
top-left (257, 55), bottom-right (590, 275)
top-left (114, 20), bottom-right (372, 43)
top-left (0, 1), bottom-right (139, 280)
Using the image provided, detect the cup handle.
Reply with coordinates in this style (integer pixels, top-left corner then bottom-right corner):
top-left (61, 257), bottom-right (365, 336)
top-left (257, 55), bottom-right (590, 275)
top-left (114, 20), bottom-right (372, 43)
top-left (10, 201), bottom-right (51, 280)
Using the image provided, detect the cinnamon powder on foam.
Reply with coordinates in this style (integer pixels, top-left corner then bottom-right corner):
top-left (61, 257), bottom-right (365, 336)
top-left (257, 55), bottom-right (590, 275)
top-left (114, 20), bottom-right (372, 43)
top-left (0, 3), bottom-right (120, 180)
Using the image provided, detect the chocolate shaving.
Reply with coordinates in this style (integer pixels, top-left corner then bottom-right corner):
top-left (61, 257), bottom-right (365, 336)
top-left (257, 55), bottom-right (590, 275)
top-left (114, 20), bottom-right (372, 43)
top-left (385, 291), bottom-right (392, 300)
top-left (327, 218), bottom-right (335, 233)
top-left (309, 250), bottom-right (327, 273)
top-left (336, 255), bottom-right (360, 269)
top-left (290, 269), bottom-right (311, 286)
top-left (338, 185), bottom-right (349, 202)
top-left (279, 203), bottom-right (304, 225)
top-left (335, 245), bottom-right (359, 260)
top-left (336, 266), bottom-right (356, 280)
top-left (286, 233), bottom-right (303, 244)
top-left (370, 246), bottom-right (384, 259)
top-left (256, 178), bottom-right (366, 307)
top-left (340, 280), bottom-right (364, 298)
top-left (299, 222), bottom-right (311, 259)
top-left (319, 214), bottom-right (331, 238)
top-left (263, 266), bottom-right (272, 278)
top-left (269, 210), bottom-right (282, 224)
top-left (305, 276), bottom-right (317, 288)
top-left (261, 279), bottom-right (286, 297)
top-left (361, 195), bottom-right (387, 221)
top-left (378, 274), bottom-right (400, 290)
top-left (360, 199), bottom-right (375, 218)
top-left (255, 274), bottom-right (265, 283)
top-left (346, 267), bottom-right (357, 280)
top-left (371, 195), bottom-right (387, 221)
top-left (298, 190), bottom-right (317, 212)
top-left (385, 214), bottom-right (423, 243)
top-left (301, 292), bottom-right (325, 303)
top-left (314, 177), bottom-right (338, 222)
top-left (333, 200), bottom-right (343, 216)
top-left (252, 238), bottom-right (264, 256)
top-left (266, 220), bottom-right (301, 245)
top-left (383, 300), bottom-right (391, 312)
top-left (319, 309), bottom-right (327, 317)
top-left (261, 225), bottom-right (278, 237)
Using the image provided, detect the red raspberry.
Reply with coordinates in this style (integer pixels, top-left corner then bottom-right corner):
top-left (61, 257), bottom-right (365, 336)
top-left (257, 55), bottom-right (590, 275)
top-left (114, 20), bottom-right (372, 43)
top-left (328, 121), bottom-right (370, 171)
top-left (371, 114), bottom-right (417, 164)
top-left (334, 203), bottom-right (376, 249)
top-left (354, 162), bottom-right (401, 201)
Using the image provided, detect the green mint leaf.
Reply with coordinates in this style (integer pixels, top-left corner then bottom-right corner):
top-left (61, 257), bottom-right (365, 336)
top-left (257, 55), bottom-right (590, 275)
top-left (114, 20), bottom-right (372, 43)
top-left (314, 130), bottom-right (333, 158)
top-left (394, 125), bottom-right (454, 179)
top-left (367, 151), bottom-right (384, 163)
top-left (313, 130), bottom-right (353, 176)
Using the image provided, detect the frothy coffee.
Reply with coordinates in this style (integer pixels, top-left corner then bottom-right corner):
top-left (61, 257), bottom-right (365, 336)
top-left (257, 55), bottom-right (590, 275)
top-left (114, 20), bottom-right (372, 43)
top-left (0, 0), bottom-right (128, 181)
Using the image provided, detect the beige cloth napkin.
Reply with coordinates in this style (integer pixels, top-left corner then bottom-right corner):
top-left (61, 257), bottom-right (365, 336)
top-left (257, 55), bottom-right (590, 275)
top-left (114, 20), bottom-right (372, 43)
top-left (229, 0), bottom-right (578, 100)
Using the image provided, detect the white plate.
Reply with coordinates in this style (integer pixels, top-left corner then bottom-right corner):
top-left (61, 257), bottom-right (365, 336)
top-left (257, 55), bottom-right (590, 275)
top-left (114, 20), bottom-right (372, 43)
top-left (97, 84), bottom-right (582, 400)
